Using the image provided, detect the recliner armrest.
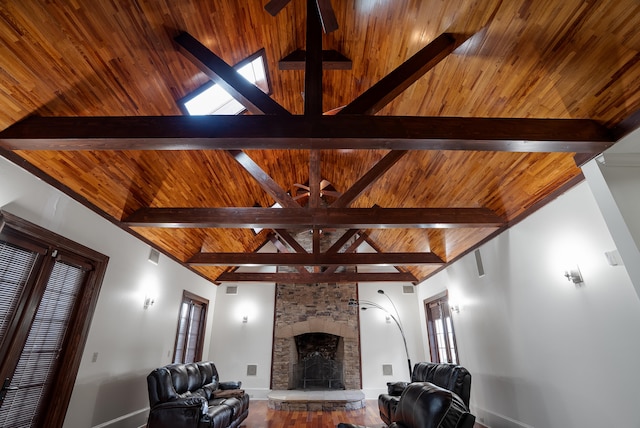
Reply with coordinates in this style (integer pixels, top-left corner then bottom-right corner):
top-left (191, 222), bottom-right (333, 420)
top-left (152, 396), bottom-right (207, 411)
top-left (387, 381), bottom-right (409, 396)
top-left (219, 380), bottom-right (242, 390)
top-left (148, 396), bottom-right (208, 426)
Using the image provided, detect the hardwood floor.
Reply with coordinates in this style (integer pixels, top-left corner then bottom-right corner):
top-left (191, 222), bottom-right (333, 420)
top-left (242, 399), bottom-right (487, 428)
top-left (242, 399), bottom-right (386, 428)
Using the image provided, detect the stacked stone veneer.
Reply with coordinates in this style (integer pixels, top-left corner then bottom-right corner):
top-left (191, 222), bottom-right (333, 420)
top-left (270, 229), bottom-right (361, 390)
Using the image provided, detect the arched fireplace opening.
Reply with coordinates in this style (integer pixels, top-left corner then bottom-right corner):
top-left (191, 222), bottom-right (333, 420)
top-left (293, 333), bottom-right (345, 390)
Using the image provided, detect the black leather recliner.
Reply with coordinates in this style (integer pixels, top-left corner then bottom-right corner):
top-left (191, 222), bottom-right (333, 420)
top-left (378, 362), bottom-right (472, 425)
top-left (338, 382), bottom-right (474, 428)
top-left (146, 361), bottom-right (249, 428)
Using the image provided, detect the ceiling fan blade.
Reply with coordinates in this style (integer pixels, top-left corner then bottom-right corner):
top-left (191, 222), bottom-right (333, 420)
top-left (293, 183), bottom-right (311, 190)
top-left (321, 190), bottom-right (341, 198)
top-left (293, 192), bottom-right (310, 201)
top-left (265, 0), bottom-right (292, 16)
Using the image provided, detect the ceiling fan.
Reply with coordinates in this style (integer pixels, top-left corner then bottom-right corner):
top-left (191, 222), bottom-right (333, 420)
top-left (292, 179), bottom-right (341, 201)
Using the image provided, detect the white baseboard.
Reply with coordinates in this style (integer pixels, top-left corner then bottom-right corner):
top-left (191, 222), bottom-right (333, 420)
top-left (91, 407), bottom-right (149, 428)
top-left (245, 387), bottom-right (272, 400)
top-left (472, 406), bottom-right (535, 428)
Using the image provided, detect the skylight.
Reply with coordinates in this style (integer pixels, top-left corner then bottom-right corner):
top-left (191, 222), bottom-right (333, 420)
top-left (181, 50), bottom-right (269, 116)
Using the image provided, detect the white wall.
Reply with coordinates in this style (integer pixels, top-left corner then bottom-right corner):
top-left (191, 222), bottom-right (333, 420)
top-left (208, 277), bottom-right (275, 400)
top-left (417, 181), bottom-right (640, 428)
top-left (357, 271), bottom-right (426, 399)
top-left (0, 157), bottom-right (218, 428)
top-left (581, 130), bottom-right (640, 299)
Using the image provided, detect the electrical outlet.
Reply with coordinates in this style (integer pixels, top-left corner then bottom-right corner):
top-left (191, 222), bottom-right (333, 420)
top-left (91, 352), bottom-right (99, 363)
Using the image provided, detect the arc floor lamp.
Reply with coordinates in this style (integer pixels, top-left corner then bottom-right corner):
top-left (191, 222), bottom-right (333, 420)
top-left (349, 289), bottom-right (412, 377)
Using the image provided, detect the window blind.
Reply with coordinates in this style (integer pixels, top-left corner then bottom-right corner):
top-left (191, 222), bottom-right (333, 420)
top-left (0, 241), bottom-right (38, 344)
top-left (0, 259), bottom-right (87, 427)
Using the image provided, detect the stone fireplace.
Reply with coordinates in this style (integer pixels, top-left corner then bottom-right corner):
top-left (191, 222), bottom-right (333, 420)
top-left (270, 230), bottom-right (361, 390)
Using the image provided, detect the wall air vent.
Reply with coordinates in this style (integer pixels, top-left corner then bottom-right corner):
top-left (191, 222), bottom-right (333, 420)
top-left (402, 285), bottom-right (414, 294)
top-left (226, 285), bottom-right (238, 295)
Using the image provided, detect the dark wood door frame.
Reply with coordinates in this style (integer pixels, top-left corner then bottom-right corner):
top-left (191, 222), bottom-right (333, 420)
top-left (0, 211), bottom-right (109, 427)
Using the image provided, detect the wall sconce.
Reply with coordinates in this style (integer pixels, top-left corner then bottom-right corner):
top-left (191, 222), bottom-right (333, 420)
top-left (242, 315), bottom-right (248, 323)
top-left (450, 304), bottom-right (460, 314)
top-left (564, 266), bottom-right (584, 285)
top-left (143, 295), bottom-right (155, 309)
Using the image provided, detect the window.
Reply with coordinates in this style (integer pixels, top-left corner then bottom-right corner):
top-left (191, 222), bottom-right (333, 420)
top-left (173, 291), bottom-right (208, 363)
top-left (180, 49), bottom-right (269, 116)
top-left (0, 211), bottom-right (108, 427)
top-left (425, 291), bottom-right (459, 364)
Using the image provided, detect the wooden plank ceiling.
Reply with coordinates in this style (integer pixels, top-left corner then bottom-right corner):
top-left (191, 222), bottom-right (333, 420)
top-left (1, 0), bottom-right (639, 284)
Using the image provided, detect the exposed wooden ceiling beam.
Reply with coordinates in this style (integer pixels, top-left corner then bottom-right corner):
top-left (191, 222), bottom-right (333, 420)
top-left (123, 207), bottom-right (504, 228)
top-left (610, 107), bottom-right (640, 141)
top-left (175, 32), bottom-right (290, 116)
top-left (264, 0), bottom-right (291, 16)
top-left (226, 150), bottom-right (300, 208)
top-left (214, 271), bottom-right (418, 283)
top-left (322, 232), bottom-right (367, 275)
top-left (315, 0), bottom-right (338, 33)
top-left (279, 49), bottom-right (351, 70)
top-left (331, 150), bottom-right (408, 208)
top-left (268, 234), bottom-right (310, 275)
top-left (0, 116), bottom-right (614, 152)
top-left (270, 234), bottom-right (292, 253)
top-left (339, 32), bottom-right (473, 115)
top-left (325, 229), bottom-right (359, 253)
top-left (188, 251), bottom-right (443, 266)
top-left (274, 229), bottom-right (308, 253)
top-left (309, 150), bottom-right (321, 208)
top-left (305, 0), bottom-right (323, 115)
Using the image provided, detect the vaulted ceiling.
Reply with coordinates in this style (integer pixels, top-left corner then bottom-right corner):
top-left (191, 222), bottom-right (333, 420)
top-left (0, 0), bottom-right (639, 285)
